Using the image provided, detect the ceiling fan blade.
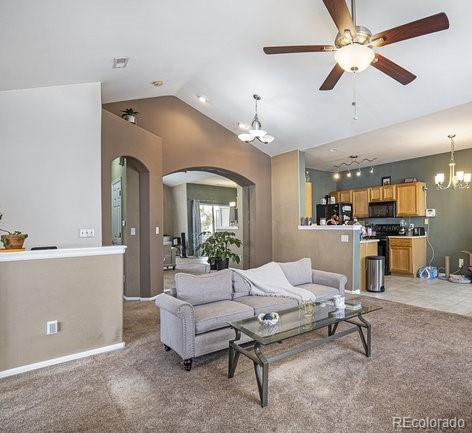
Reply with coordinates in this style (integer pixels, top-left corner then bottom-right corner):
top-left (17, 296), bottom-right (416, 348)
top-left (322, 0), bottom-right (356, 36)
top-left (263, 45), bottom-right (335, 55)
top-left (319, 64), bottom-right (344, 90)
top-left (371, 12), bottom-right (449, 47)
top-left (372, 53), bottom-right (416, 85)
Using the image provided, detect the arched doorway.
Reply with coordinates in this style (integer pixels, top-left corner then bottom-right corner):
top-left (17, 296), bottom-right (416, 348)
top-left (110, 156), bottom-right (151, 299)
top-left (162, 167), bottom-right (254, 283)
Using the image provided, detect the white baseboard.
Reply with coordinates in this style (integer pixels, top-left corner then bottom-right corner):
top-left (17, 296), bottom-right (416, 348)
top-left (123, 295), bottom-right (158, 301)
top-left (0, 342), bottom-right (125, 379)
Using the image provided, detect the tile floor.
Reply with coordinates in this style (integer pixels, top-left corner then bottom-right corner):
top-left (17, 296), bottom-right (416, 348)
top-left (363, 275), bottom-right (472, 317)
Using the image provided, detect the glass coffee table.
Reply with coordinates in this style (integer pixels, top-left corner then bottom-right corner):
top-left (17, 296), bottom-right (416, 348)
top-left (228, 300), bottom-right (381, 407)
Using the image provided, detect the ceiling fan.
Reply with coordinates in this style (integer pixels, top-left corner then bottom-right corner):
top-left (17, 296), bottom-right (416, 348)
top-left (263, 0), bottom-right (449, 90)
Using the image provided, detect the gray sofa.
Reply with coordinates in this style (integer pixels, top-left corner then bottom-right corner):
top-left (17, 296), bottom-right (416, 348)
top-left (155, 259), bottom-right (347, 370)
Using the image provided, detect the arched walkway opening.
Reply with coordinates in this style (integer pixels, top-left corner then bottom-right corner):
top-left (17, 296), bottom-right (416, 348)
top-left (162, 167), bottom-right (255, 286)
top-left (111, 156), bottom-right (151, 298)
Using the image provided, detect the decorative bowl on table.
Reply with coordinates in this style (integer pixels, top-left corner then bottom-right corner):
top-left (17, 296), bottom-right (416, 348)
top-left (257, 312), bottom-right (279, 326)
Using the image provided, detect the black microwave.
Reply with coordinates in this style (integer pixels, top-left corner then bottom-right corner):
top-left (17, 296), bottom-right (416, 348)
top-left (368, 201), bottom-right (396, 218)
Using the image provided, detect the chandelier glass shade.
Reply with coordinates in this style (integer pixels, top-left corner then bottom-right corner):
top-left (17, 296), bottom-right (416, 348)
top-left (435, 135), bottom-right (471, 190)
top-left (334, 43), bottom-right (375, 72)
top-left (238, 95), bottom-right (274, 144)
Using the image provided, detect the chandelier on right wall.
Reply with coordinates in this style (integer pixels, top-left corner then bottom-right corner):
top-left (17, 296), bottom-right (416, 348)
top-left (435, 135), bottom-right (471, 190)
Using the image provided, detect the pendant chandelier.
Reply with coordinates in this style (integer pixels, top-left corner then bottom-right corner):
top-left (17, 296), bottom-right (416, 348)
top-left (435, 135), bottom-right (471, 190)
top-left (238, 95), bottom-right (274, 144)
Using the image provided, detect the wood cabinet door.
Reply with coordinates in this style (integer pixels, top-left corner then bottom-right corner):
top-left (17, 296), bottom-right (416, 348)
top-left (382, 185), bottom-right (396, 201)
top-left (352, 189), bottom-right (369, 218)
top-left (389, 246), bottom-right (412, 274)
top-left (339, 189), bottom-right (353, 203)
top-left (369, 186), bottom-right (382, 202)
top-left (305, 182), bottom-right (312, 218)
top-left (330, 191), bottom-right (340, 203)
top-left (396, 183), bottom-right (418, 216)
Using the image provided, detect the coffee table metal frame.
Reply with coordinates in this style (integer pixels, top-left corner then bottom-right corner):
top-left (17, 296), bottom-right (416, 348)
top-left (228, 303), bottom-right (378, 407)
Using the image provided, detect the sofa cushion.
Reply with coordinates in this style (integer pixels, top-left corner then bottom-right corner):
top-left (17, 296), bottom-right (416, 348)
top-left (194, 300), bottom-right (254, 334)
top-left (297, 283), bottom-right (339, 301)
top-left (231, 271), bottom-right (251, 299)
top-left (235, 296), bottom-right (298, 315)
top-left (175, 269), bottom-right (232, 306)
top-left (278, 258), bottom-right (312, 286)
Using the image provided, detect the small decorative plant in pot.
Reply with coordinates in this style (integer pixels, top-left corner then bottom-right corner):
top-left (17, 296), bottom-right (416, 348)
top-left (0, 214), bottom-right (28, 249)
top-left (197, 231), bottom-right (241, 270)
top-left (121, 108), bottom-right (139, 124)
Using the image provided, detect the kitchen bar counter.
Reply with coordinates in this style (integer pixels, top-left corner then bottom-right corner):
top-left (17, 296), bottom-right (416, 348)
top-left (298, 225), bottom-right (361, 231)
top-left (387, 235), bottom-right (427, 239)
top-left (360, 239), bottom-right (379, 244)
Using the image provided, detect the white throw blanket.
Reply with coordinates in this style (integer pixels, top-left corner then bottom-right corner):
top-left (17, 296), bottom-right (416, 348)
top-left (232, 262), bottom-right (316, 305)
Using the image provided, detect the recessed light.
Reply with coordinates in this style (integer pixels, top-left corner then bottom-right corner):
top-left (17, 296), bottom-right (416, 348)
top-left (197, 95), bottom-right (208, 103)
top-left (113, 57), bottom-right (129, 69)
top-left (152, 80), bottom-right (164, 87)
top-left (238, 122), bottom-right (249, 130)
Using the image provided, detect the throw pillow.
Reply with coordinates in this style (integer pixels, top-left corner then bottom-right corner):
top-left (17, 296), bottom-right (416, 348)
top-left (278, 258), bottom-right (312, 286)
top-left (175, 269), bottom-right (232, 305)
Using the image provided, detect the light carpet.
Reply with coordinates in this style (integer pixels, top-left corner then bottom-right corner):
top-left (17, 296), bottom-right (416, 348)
top-left (1, 298), bottom-right (471, 433)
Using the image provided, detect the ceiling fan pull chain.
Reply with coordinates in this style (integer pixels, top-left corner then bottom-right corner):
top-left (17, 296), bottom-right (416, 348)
top-left (352, 72), bottom-right (359, 120)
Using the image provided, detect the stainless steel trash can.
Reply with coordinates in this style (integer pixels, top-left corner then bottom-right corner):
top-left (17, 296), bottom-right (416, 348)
top-left (366, 256), bottom-right (385, 292)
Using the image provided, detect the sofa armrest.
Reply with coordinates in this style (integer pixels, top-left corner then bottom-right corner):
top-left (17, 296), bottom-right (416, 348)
top-left (312, 269), bottom-right (347, 295)
top-left (155, 293), bottom-right (195, 359)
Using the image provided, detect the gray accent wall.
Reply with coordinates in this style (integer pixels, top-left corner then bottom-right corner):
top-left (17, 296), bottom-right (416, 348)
top-left (333, 149), bottom-right (472, 271)
top-left (306, 168), bottom-right (337, 215)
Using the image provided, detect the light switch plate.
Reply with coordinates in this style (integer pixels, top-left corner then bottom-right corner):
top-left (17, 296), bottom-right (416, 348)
top-left (155, 227), bottom-right (160, 235)
top-left (46, 320), bottom-right (58, 335)
top-left (341, 235), bottom-right (349, 243)
top-left (130, 227), bottom-right (136, 236)
top-left (79, 228), bottom-right (95, 238)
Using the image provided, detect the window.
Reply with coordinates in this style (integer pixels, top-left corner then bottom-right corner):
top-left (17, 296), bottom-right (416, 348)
top-left (200, 204), bottom-right (233, 234)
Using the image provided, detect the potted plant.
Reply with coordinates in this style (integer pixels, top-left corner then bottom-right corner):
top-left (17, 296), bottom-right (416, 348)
top-left (0, 214), bottom-right (28, 249)
top-left (121, 108), bottom-right (139, 124)
top-left (197, 231), bottom-right (241, 270)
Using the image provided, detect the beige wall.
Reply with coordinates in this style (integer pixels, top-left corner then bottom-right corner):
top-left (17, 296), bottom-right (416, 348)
top-left (102, 111), bottom-right (163, 297)
top-left (104, 96), bottom-right (272, 268)
top-left (123, 163), bottom-right (141, 297)
top-left (163, 185), bottom-right (174, 235)
top-left (171, 184), bottom-right (188, 238)
top-left (272, 151), bottom-right (356, 289)
top-left (0, 254), bottom-right (123, 373)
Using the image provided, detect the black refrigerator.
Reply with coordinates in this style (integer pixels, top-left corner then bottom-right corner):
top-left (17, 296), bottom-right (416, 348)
top-left (316, 203), bottom-right (353, 225)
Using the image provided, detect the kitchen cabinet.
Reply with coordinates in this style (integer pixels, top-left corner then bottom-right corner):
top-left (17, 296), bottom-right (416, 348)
top-left (368, 185), bottom-right (396, 202)
top-left (352, 188), bottom-right (369, 218)
top-left (389, 237), bottom-right (427, 276)
top-left (382, 185), bottom-right (396, 201)
top-left (305, 182), bottom-right (312, 218)
top-left (369, 186), bottom-right (383, 202)
top-left (330, 189), bottom-right (352, 203)
top-left (396, 182), bottom-right (426, 217)
top-left (360, 240), bottom-right (379, 291)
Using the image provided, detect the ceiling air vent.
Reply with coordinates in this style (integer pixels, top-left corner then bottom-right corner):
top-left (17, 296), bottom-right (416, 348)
top-left (113, 57), bottom-right (129, 69)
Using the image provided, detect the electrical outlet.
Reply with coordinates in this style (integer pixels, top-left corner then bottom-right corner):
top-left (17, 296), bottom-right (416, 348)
top-left (341, 235), bottom-right (349, 243)
top-left (424, 218), bottom-right (429, 225)
top-left (79, 228), bottom-right (95, 238)
top-left (459, 258), bottom-right (465, 268)
top-left (46, 320), bottom-right (58, 335)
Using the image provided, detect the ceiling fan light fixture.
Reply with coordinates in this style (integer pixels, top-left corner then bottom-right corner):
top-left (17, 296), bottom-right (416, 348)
top-left (334, 43), bottom-right (375, 72)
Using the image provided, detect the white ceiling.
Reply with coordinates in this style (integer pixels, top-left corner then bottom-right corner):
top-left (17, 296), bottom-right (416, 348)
top-left (305, 102), bottom-right (472, 170)
top-left (2, 0), bottom-right (472, 159)
top-left (163, 171), bottom-right (237, 188)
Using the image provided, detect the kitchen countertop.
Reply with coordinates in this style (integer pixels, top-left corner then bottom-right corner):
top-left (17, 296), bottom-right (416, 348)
top-left (387, 235), bottom-right (427, 239)
top-left (298, 225), bottom-right (361, 231)
top-left (360, 239), bottom-right (380, 244)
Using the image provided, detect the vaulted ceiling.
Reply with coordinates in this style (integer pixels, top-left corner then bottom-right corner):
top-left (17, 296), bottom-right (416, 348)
top-left (2, 0), bottom-right (471, 164)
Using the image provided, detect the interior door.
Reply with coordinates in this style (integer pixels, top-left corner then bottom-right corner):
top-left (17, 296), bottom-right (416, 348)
top-left (111, 178), bottom-right (123, 245)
